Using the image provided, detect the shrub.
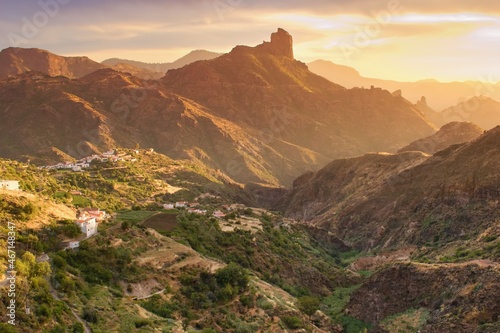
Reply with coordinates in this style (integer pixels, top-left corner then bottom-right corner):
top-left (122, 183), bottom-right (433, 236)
top-left (256, 297), bottom-right (273, 310)
top-left (282, 316), bottom-right (303, 329)
top-left (140, 295), bottom-right (178, 318)
top-left (239, 294), bottom-right (255, 308)
top-left (82, 306), bottom-right (98, 323)
top-left (134, 318), bottom-right (151, 328)
top-left (71, 322), bottom-right (84, 333)
top-left (341, 315), bottom-right (371, 333)
top-left (298, 296), bottom-right (320, 318)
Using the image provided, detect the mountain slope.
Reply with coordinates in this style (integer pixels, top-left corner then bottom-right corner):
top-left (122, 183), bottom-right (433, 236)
top-left (348, 263), bottom-right (500, 333)
top-left (0, 69), bottom-right (298, 185)
top-left (398, 121), bottom-right (484, 154)
top-left (162, 28), bottom-right (436, 176)
top-left (281, 127), bottom-right (500, 250)
top-left (308, 59), bottom-right (500, 111)
top-left (0, 29), bottom-right (436, 186)
top-left (0, 47), bottom-right (106, 78)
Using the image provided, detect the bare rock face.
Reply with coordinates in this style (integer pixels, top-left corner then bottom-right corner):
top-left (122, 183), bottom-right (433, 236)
top-left (254, 28), bottom-right (294, 59)
top-left (270, 28), bottom-right (294, 58)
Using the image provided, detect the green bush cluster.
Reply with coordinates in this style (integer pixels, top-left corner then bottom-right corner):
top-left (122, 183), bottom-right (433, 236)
top-left (180, 263), bottom-right (249, 309)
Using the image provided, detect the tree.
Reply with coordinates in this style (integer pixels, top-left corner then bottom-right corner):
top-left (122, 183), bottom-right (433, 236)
top-left (215, 263), bottom-right (249, 290)
top-left (298, 296), bottom-right (320, 319)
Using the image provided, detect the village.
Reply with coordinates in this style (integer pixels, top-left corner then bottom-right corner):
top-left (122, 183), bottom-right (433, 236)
top-left (1, 149), bottom-right (267, 254)
top-left (39, 149), bottom-right (142, 172)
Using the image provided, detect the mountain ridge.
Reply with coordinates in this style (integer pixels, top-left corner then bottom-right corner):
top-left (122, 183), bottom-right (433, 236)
top-left (308, 59), bottom-right (500, 111)
top-left (280, 126), bottom-right (500, 250)
top-left (0, 28), bottom-right (436, 186)
top-left (0, 47), bottom-right (106, 78)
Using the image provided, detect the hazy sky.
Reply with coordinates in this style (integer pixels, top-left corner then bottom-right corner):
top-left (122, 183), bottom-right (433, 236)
top-left (1, 0), bottom-right (499, 82)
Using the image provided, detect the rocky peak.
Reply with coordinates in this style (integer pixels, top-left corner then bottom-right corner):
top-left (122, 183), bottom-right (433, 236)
top-left (247, 28), bottom-right (294, 59)
top-left (418, 96), bottom-right (427, 105)
top-left (270, 28), bottom-right (294, 58)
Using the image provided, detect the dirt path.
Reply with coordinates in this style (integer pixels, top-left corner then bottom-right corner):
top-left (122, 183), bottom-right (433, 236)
top-left (133, 289), bottom-right (166, 300)
top-left (49, 282), bottom-right (92, 333)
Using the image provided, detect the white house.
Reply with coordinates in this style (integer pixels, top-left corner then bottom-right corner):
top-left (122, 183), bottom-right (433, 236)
top-left (163, 203), bottom-right (175, 210)
top-left (175, 201), bottom-right (187, 208)
top-left (76, 217), bottom-right (97, 237)
top-left (67, 241), bottom-right (80, 249)
top-left (0, 180), bottom-right (20, 191)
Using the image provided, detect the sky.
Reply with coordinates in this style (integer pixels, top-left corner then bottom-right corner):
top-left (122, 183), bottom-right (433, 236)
top-left (0, 0), bottom-right (499, 82)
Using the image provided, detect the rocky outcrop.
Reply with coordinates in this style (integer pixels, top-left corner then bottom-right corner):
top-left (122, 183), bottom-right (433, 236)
top-left (268, 28), bottom-right (294, 58)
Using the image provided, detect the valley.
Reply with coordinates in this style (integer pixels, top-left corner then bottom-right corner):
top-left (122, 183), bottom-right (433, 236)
top-left (0, 24), bottom-right (499, 333)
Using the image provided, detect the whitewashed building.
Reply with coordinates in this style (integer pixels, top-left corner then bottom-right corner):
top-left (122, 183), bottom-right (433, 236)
top-left (76, 217), bottom-right (97, 237)
top-left (0, 180), bottom-right (20, 191)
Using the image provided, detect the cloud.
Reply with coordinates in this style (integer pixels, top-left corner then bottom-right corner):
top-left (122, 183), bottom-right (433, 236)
top-left (0, 0), bottom-right (498, 81)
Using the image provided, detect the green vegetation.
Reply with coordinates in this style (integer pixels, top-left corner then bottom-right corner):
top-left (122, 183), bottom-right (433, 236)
top-left (341, 316), bottom-right (371, 333)
top-left (179, 263), bottom-right (249, 309)
top-left (170, 212), bottom-right (357, 298)
top-left (380, 308), bottom-right (430, 333)
top-left (322, 285), bottom-right (362, 327)
top-left (116, 210), bottom-right (158, 223)
top-left (282, 316), bottom-right (304, 329)
top-left (297, 296), bottom-right (320, 318)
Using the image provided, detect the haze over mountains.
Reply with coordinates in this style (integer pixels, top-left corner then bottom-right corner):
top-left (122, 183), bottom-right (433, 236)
top-left (1, 25), bottom-right (500, 333)
top-left (308, 59), bottom-right (500, 111)
top-left (101, 50), bottom-right (223, 79)
top-left (0, 29), bottom-right (437, 186)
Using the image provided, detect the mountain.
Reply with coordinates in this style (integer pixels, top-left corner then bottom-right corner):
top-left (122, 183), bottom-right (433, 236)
top-left (348, 262), bottom-right (500, 332)
top-left (161, 29), bottom-right (435, 181)
top-left (101, 49), bottom-right (223, 78)
top-left (398, 121), bottom-right (484, 154)
top-left (0, 47), bottom-right (106, 78)
top-left (0, 29), bottom-right (435, 186)
top-left (308, 59), bottom-right (500, 111)
top-left (438, 96), bottom-right (500, 130)
top-left (280, 126), bottom-right (500, 250)
top-left (0, 69), bottom-right (283, 184)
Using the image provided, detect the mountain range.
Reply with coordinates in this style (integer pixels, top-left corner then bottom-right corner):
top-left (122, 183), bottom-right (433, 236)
top-left (1, 27), bottom-right (500, 333)
top-left (0, 29), bottom-right (436, 186)
top-left (280, 125), bottom-right (500, 250)
top-left (308, 59), bottom-right (500, 111)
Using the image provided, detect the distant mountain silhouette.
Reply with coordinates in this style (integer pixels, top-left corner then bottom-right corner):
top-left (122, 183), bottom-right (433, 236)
top-left (438, 96), bottom-right (500, 130)
top-left (308, 59), bottom-right (500, 111)
top-left (101, 50), bottom-right (223, 78)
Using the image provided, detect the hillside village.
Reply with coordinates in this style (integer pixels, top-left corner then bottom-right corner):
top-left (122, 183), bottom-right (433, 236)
top-left (39, 149), bottom-right (140, 172)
